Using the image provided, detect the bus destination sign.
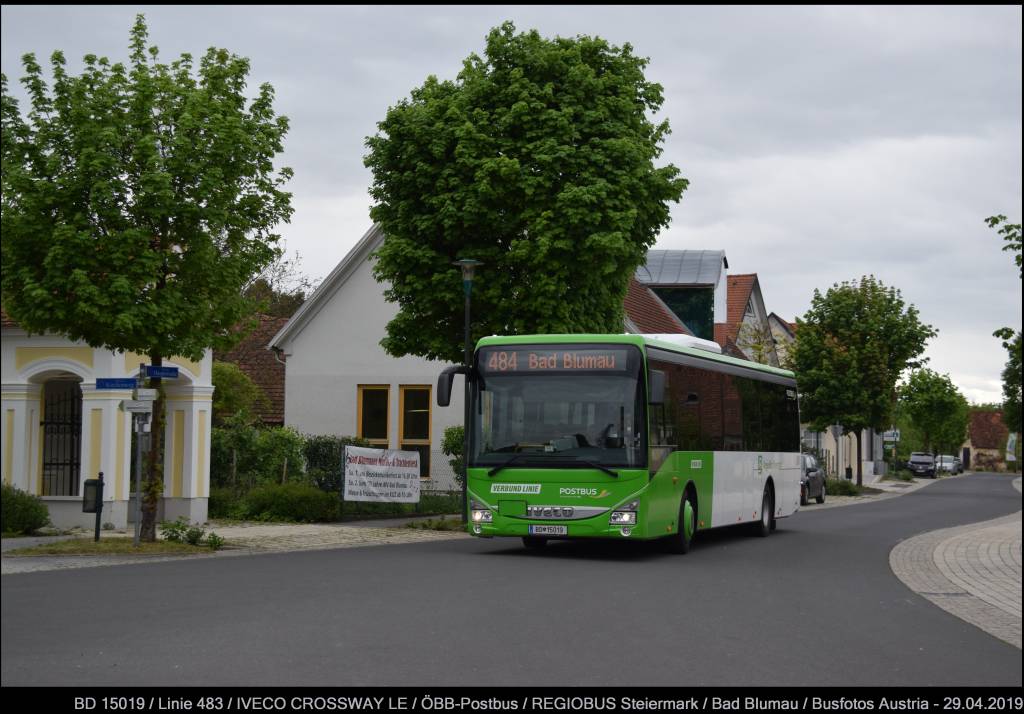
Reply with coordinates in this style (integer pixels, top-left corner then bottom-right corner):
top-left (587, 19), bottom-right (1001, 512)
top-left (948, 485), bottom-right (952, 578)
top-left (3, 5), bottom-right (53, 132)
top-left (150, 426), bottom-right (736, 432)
top-left (481, 347), bottom-right (630, 373)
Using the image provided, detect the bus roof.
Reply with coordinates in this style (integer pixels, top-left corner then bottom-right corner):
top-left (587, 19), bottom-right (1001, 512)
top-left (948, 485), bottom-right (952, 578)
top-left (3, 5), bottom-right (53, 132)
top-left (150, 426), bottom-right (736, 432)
top-left (475, 333), bottom-right (797, 380)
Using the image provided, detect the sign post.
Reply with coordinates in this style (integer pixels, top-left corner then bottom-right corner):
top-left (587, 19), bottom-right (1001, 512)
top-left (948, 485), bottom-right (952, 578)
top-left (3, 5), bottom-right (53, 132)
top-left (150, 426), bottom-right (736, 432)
top-left (122, 371), bottom-right (157, 547)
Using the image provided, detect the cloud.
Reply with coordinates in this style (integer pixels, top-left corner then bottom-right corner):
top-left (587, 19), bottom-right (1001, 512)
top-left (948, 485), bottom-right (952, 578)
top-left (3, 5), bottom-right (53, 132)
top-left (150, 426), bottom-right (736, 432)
top-left (2, 5), bottom-right (1020, 404)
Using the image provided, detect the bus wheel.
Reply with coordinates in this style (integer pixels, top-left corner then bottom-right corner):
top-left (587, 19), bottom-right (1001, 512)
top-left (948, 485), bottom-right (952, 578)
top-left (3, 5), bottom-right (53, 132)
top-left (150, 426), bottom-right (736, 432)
top-left (665, 493), bottom-right (696, 554)
top-left (522, 537), bottom-right (548, 549)
top-left (753, 487), bottom-right (772, 537)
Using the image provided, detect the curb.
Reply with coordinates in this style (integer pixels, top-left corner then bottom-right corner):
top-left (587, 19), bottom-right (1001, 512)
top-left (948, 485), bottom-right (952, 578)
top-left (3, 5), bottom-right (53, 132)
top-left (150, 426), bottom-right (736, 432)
top-left (889, 477), bottom-right (1022, 649)
top-left (799, 470), bottom-right (969, 512)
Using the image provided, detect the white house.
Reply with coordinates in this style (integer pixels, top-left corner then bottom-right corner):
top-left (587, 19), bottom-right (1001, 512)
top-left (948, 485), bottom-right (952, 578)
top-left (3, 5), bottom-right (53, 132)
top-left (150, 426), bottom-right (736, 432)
top-left (1, 310), bottom-right (213, 528)
top-left (268, 225), bottom-right (463, 489)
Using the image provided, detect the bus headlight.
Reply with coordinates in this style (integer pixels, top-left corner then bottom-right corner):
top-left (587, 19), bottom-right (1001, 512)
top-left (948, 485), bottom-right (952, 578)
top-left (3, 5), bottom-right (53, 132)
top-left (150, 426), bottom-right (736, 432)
top-left (610, 499), bottom-right (639, 525)
top-left (471, 509), bottom-right (493, 523)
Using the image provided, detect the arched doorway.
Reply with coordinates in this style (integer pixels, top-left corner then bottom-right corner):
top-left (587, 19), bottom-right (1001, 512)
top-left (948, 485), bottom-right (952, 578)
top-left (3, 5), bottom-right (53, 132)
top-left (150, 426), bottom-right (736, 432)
top-left (41, 377), bottom-right (83, 496)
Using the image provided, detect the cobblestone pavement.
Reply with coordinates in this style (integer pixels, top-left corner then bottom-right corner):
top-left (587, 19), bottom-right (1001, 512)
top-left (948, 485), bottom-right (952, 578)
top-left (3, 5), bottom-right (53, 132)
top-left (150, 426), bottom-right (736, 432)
top-left (889, 477), bottom-right (1022, 649)
top-left (1, 518), bottom-right (469, 575)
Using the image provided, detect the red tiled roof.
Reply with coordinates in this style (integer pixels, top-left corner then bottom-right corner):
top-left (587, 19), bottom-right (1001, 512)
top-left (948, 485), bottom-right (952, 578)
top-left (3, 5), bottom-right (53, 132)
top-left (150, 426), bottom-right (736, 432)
top-left (710, 274), bottom-right (758, 352)
top-left (624, 278), bottom-right (693, 335)
top-left (727, 274), bottom-right (757, 327)
top-left (216, 314), bottom-right (289, 425)
top-left (968, 410), bottom-right (1009, 450)
top-left (713, 324), bottom-right (748, 360)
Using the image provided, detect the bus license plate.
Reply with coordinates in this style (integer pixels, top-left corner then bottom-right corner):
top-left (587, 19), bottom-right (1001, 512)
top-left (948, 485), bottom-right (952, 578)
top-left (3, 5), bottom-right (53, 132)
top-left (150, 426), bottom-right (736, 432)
top-left (529, 525), bottom-right (567, 535)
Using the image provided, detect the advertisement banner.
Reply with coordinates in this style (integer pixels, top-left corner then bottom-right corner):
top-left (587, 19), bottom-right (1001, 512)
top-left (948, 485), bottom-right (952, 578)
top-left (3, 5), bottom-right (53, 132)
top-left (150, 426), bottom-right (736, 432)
top-left (343, 446), bottom-right (421, 503)
top-left (1007, 432), bottom-right (1018, 462)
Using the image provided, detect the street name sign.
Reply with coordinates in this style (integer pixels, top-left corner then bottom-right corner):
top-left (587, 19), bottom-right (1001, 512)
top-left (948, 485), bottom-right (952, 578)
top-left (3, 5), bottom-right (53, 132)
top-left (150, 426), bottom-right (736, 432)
top-left (144, 366), bottom-right (179, 379)
top-left (96, 378), bottom-right (138, 390)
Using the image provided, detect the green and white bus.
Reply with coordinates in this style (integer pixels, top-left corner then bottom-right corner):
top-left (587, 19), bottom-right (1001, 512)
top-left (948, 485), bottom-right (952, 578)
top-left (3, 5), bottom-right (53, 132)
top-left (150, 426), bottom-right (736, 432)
top-left (437, 333), bottom-right (802, 552)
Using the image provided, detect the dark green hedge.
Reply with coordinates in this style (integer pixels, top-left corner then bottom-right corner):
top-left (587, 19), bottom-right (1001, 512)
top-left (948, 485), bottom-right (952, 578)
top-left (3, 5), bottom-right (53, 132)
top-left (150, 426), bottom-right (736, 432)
top-left (1, 484), bottom-right (50, 535)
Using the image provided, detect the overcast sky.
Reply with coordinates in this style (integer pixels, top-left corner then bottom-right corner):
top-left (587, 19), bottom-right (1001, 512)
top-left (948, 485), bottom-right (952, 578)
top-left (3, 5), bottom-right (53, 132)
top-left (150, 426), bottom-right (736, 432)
top-left (2, 5), bottom-right (1021, 405)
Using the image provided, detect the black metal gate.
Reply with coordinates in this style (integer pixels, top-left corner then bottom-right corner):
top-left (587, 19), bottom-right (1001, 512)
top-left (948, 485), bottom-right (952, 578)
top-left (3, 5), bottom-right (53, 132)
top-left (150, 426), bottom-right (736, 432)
top-left (41, 380), bottom-right (83, 496)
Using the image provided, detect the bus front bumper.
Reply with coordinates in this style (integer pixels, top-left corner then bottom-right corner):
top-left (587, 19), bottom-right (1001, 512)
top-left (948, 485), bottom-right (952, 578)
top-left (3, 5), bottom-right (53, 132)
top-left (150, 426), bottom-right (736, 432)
top-left (467, 510), bottom-right (653, 540)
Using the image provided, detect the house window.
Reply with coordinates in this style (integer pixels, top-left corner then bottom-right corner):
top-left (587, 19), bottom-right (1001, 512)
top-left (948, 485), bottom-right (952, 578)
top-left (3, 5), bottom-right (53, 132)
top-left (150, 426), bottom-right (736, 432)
top-left (357, 386), bottom-right (390, 446)
top-left (399, 385), bottom-right (431, 479)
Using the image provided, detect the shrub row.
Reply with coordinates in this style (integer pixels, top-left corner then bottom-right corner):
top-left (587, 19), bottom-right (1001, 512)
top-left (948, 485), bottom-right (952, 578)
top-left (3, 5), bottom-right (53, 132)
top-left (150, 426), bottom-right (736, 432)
top-left (1, 484), bottom-right (50, 535)
top-left (825, 478), bottom-right (862, 497)
top-left (210, 484), bottom-right (461, 523)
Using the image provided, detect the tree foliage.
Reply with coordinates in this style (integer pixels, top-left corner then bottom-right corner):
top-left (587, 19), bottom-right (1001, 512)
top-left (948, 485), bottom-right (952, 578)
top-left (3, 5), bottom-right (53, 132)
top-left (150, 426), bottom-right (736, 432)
top-left (792, 276), bottom-right (936, 484)
top-left (899, 369), bottom-right (970, 455)
top-left (364, 22), bottom-right (688, 363)
top-left (994, 328), bottom-right (1022, 434)
top-left (986, 214), bottom-right (1022, 278)
top-left (243, 248), bottom-right (317, 319)
top-left (211, 361), bottom-right (270, 427)
top-left (1, 16), bottom-right (293, 539)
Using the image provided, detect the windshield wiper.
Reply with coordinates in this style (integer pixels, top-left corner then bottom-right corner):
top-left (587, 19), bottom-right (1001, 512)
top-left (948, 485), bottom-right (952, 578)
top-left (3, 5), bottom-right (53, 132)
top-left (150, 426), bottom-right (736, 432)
top-left (571, 457), bottom-right (618, 478)
top-left (487, 452), bottom-right (546, 477)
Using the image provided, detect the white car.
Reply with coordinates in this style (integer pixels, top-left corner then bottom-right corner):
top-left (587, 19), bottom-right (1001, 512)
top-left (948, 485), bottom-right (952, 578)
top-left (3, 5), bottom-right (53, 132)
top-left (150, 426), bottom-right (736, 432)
top-left (936, 455), bottom-right (962, 475)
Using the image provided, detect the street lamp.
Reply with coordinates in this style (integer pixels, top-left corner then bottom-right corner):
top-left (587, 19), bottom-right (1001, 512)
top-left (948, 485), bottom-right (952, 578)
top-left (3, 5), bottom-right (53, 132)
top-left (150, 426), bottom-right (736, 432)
top-left (454, 258), bottom-right (482, 522)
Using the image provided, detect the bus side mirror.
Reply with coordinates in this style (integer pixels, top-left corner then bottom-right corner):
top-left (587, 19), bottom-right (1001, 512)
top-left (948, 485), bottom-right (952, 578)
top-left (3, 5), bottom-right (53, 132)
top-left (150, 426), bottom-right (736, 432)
top-left (648, 369), bottom-right (665, 405)
top-left (437, 365), bottom-right (468, 407)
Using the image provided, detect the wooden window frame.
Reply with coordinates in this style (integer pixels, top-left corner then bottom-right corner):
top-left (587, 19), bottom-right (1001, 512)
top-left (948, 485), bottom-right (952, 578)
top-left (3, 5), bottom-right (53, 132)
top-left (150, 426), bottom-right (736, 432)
top-left (399, 385), bottom-right (432, 479)
top-left (357, 385), bottom-right (390, 446)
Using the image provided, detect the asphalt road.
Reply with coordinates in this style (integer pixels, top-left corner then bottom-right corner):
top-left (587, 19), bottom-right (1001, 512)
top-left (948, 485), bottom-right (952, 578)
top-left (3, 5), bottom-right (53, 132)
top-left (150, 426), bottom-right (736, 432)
top-left (2, 473), bottom-right (1020, 686)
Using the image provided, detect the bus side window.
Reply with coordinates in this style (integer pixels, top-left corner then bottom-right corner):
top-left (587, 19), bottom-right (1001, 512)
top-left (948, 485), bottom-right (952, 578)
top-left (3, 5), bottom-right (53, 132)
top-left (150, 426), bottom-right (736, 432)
top-left (649, 360), bottom-right (677, 448)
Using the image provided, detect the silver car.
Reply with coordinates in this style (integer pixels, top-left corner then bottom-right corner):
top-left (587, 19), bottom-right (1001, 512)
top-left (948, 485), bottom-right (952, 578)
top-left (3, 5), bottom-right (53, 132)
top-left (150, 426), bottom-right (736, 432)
top-left (937, 455), bottom-right (962, 475)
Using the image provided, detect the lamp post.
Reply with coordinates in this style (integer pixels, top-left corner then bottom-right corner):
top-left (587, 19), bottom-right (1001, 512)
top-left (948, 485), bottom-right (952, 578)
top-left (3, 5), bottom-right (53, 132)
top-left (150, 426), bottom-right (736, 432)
top-left (454, 258), bottom-right (482, 522)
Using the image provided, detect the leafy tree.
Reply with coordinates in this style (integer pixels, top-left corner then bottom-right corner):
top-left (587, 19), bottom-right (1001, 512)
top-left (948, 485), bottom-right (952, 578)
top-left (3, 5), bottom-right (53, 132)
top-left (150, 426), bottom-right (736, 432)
top-left (243, 248), bottom-right (317, 319)
top-left (986, 215), bottom-right (1022, 278)
top-left (993, 328), bottom-right (1022, 435)
top-left (735, 322), bottom-right (781, 367)
top-left (1, 16), bottom-right (293, 540)
top-left (364, 22), bottom-right (688, 363)
top-left (986, 215), bottom-right (1022, 438)
top-left (899, 369), bottom-right (970, 455)
top-left (211, 361), bottom-right (271, 427)
top-left (792, 276), bottom-right (936, 485)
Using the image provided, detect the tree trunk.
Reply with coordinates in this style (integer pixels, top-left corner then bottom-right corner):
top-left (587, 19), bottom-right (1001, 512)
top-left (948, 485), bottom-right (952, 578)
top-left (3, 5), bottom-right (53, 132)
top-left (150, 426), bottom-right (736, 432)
top-left (140, 354), bottom-right (164, 542)
top-left (855, 430), bottom-right (863, 487)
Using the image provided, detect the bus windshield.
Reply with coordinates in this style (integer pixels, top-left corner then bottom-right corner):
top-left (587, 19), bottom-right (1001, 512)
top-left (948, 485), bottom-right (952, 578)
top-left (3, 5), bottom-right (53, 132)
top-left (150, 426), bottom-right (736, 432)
top-left (470, 345), bottom-right (646, 469)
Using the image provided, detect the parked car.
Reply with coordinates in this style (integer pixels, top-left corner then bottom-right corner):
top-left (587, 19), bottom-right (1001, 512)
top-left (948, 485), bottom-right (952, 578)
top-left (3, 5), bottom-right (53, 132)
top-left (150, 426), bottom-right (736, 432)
top-left (800, 454), bottom-right (826, 505)
top-left (937, 455), bottom-right (962, 475)
top-left (908, 452), bottom-right (937, 478)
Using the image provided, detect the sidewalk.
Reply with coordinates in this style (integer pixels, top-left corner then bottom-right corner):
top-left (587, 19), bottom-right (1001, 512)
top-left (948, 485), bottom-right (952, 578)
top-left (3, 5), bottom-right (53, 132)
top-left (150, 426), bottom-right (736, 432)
top-left (889, 477), bottom-right (1022, 649)
top-left (1, 514), bottom-right (469, 575)
top-left (798, 470), bottom-right (956, 511)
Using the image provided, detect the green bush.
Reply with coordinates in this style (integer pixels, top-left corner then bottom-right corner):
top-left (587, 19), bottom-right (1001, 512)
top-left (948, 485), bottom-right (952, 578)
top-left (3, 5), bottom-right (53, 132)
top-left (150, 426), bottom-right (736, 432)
top-left (825, 478), bottom-right (862, 496)
top-left (304, 434), bottom-right (370, 493)
top-left (211, 420), bottom-right (307, 488)
top-left (442, 426), bottom-right (464, 487)
top-left (209, 486), bottom-right (249, 520)
top-left (206, 533), bottom-right (225, 551)
top-left (244, 483), bottom-right (339, 523)
top-left (159, 516), bottom-right (190, 543)
top-left (1, 484), bottom-right (50, 535)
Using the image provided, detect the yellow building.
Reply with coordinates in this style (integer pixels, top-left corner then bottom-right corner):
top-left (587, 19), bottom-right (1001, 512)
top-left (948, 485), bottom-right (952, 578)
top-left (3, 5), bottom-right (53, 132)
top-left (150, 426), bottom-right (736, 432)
top-left (1, 310), bottom-right (213, 529)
